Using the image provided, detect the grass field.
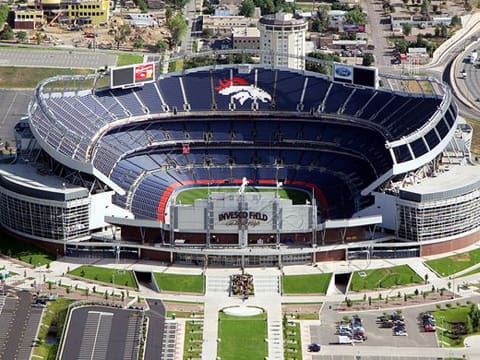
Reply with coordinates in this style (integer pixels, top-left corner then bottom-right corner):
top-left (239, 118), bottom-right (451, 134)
top-left (282, 273), bottom-right (332, 294)
top-left (153, 273), bottom-right (205, 294)
top-left (349, 265), bottom-right (423, 292)
top-left (0, 230), bottom-right (55, 266)
top-left (425, 248), bottom-right (480, 277)
top-left (465, 117), bottom-right (480, 155)
top-left (0, 67), bottom-right (93, 88)
top-left (176, 187), bottom-right (310, 205)
top-left (33, 297), bottom-right (74, 360)
top-left (69, 265), bottom-right (138, 289)
top-left (217, 312), bottom-right (268, 360)
top-left (433, 304), bottom-right (479, 347)
top-left (116, 53), bottom-right (143, 66)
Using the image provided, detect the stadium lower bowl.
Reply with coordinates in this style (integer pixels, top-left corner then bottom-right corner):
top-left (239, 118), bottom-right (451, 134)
top-left (223, 306), bottom-right (263, 317)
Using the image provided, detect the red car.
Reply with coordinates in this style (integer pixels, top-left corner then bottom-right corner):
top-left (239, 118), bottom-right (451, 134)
top-left (424, 324), bottom-right (436, 332)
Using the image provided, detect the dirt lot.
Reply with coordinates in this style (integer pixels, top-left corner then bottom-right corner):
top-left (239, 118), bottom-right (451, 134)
top-left (15, 13), bottom-right (170, 51)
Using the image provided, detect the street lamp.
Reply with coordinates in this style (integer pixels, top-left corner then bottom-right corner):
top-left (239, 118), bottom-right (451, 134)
top-left (439, 316), bottom-right (445, 348)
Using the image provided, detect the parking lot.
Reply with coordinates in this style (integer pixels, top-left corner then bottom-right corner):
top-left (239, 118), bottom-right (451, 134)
top-left (59, 305), bottom-right (144, 360)
top-left (0, 90), bottom-right (33, 149)
top-left (310, 303), bottom-right (438, 348)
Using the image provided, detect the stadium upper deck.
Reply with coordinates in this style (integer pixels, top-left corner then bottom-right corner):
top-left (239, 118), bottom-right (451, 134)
top-left (27, 65), bottom-right (457, 224)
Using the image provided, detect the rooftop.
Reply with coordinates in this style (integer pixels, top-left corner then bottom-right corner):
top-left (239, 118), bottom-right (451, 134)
top-left (0, 163), bottom-right (88, 200)
top-left (399, 164), bottom-right (480, 202)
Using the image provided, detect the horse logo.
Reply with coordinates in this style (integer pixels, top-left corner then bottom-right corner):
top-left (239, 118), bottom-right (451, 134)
top-left (215, 77), bottom-right (271, 105)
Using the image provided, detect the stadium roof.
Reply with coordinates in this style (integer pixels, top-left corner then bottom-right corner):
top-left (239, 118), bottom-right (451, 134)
top-left (0, 163), bottom-right (88, 201)
top-left (399, 164), bottom-right (480, 202)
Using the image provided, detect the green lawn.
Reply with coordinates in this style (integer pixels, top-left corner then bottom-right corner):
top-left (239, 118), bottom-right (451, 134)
top-left (282, 273), bottom-right (332, 294)
top-left (349, 265), bottom-right (423, 292)
top-left (116, 53), bottom-right (143, 66)
top-left (433, 305), bottom-right (480, 347)
top-left (153, 273), bottom-right (205, 294)
top-left (284, 321), bottom-right (302, 359)
top-left (183, 320), bottom-right (203, 359)
top-left (217, 312), bottom-right (268, 360)
top-left (425, 248), bottom-right (480, 277)
top-left (176, 187), bottom-right (310, 205)
top-left (0, 230), bottom-right (55, 266)
top-left (69, 265), bottom-right (138, 289)
top-left (0, 67), bottom-right (93, 88)
top-left (33, 297), bottom-right (75, 360)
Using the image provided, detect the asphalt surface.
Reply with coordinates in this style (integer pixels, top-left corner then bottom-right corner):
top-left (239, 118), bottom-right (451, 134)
top-left (0, 289), bottom-right (43, 360)
top-left (311, 302), bottom-right (437, 350)
top-left (365, 0), bottom-right (393, 72)
top-left (0, 89), bottom-right (33, 149)
top-left (144, 299), bottom-right (167, 360)
top-left (0, 48), bottom-right (117, 69)
top-left (60, 305), bottom-right (143, 360)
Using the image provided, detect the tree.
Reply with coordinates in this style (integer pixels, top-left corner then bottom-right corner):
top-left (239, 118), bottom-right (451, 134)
top-left (395, 39), bottom-right (409, 53)
top-left (0, 5), bottom-right (8, 30)
top-left (0, 26), bottom-right (14, 41)
top-left (451, 15), bottom-right (461, 27)
top-left (362, 52), bottom-right (374, 66)
top-left (202, 28), bottom-right (213, 38)
top-left (402, 23), bottom-right (412, 36)
top-left (239, 0), bottom-right (255, 17)
top-left (345, 7), bottom-right (367, 25)
top-left (420, 0), bottom-right (431, 20)
top-left (133, 37), bottom-right (144, 49)
top-left (310, 5), bottom-right (330, 32)
top-left (16, 31), bottom-right (27, 42)
top-left (168, 13), bottom-right (187, 48)
top-left (113, 24), bottom-right (131, 50)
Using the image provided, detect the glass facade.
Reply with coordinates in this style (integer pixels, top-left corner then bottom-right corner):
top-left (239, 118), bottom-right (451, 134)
top-left (0, 189), bottom-right (90, 241)
top-left (397, 189), bottom-right (480, 241)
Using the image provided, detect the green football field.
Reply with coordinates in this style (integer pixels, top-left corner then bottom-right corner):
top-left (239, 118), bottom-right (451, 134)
top-left (175, 186), bottom-right (310, 205)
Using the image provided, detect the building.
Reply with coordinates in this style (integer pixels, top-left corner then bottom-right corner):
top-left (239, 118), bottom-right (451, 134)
top-left (202, 15), bottom-right (258, 35)
top-left (66, 0), bottom-right (110, 25)
top-left (3, 56), bottom-right (479, 266)
top-left (258, 12), bottom-right (307, 70)
top-left (232, 27), bottom-right (260, 50)
top-left (13, 9), bottom-right (44, 29)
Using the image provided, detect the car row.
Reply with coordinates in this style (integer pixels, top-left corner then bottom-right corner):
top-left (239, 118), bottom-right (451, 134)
top-left (377, 312), bottom-right (408, 336)
top-left (419, 312), bottom-right (436, 332)
top-left (335, 315), bottom-right (367, 342)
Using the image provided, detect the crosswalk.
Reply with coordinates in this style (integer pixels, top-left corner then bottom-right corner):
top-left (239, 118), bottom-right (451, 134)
top-left (253, 275), bottom-right (280, 294)
top-left (268, 319), bottom-right (284, 360)
top-left (160, 321), bottom-right (181, 360)
top-left (206, 275), bottom-right (230, 294)
top-left (78, 311), bottom-right (113, 360)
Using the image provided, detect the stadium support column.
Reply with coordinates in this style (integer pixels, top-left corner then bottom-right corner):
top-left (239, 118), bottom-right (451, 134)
top-left (238, 193), bottom-right (248, 247)
top-left (312, 187), bottom-right (318, 247)
top-left (206, 191), bottom-right (212, 248)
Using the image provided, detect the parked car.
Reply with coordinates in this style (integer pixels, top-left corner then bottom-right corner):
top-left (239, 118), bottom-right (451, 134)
top-left (308, 343), bottom-right (321, 352)
top-left (391, 58), bottom-right (401, 65)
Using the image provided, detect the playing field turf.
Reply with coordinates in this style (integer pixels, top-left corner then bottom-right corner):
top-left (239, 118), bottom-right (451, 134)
top-left (175, 187), bottom-right (310, 205)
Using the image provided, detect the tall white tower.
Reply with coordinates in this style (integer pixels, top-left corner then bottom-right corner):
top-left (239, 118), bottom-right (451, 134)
top-left (258, 12), bottom-right (307, 70)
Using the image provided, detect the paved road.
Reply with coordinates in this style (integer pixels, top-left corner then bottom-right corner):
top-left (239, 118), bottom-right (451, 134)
top-left (180, 0), bottom-right (197, 54)
top-left (0, 48), bottom-right (117, 69)
top-left (364, 0), bottom-right (393, 72)
top-left (144, 299), bottom-right (167, 360)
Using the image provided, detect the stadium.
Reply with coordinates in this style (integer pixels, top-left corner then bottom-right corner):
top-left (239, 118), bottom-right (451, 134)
top-left (3, 54), bottom-right (480, 267)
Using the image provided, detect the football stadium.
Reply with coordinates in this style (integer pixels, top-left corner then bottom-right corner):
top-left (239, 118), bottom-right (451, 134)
top-left (2, 54), bottom-right (480, 266)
